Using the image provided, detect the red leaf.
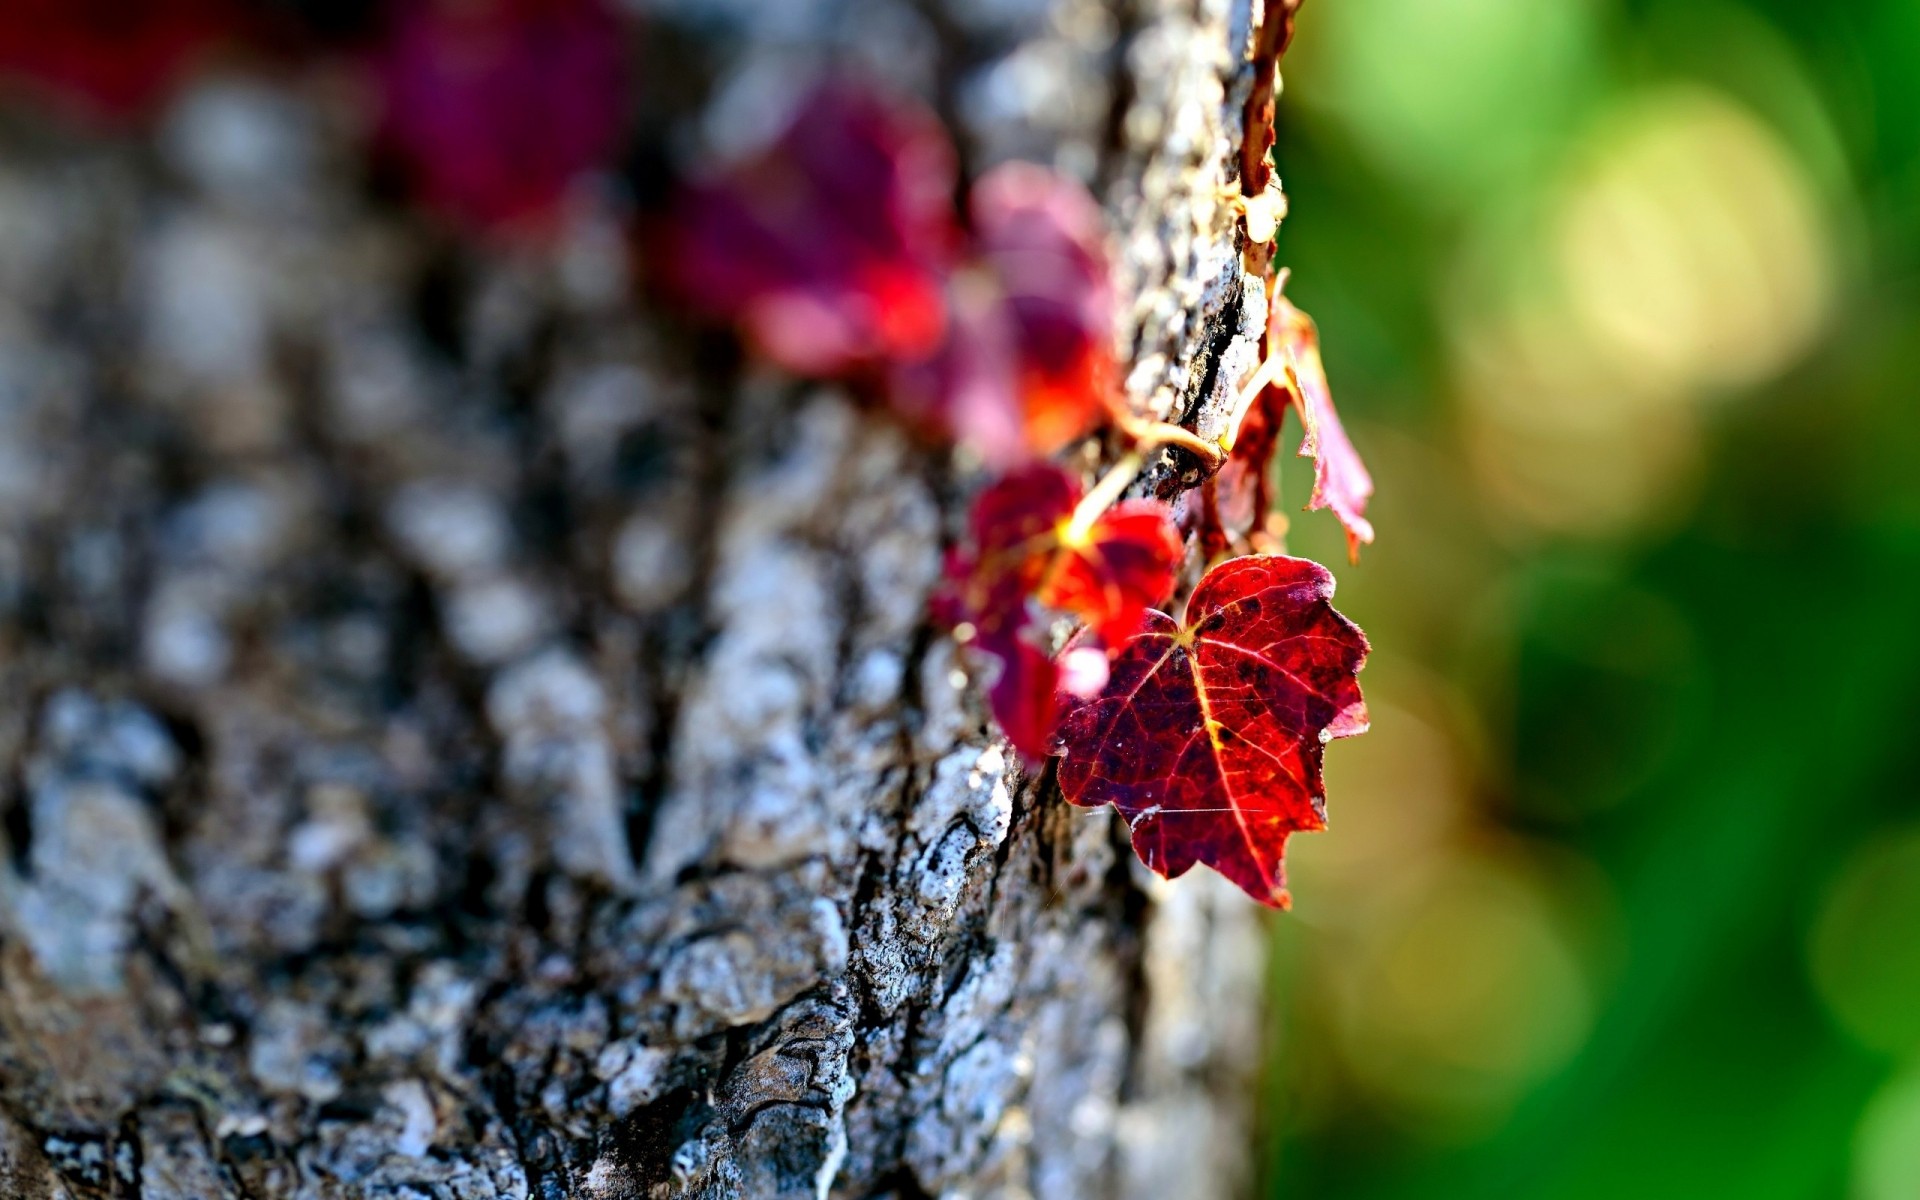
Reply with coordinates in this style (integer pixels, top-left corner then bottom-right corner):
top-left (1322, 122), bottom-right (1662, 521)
top-left (885, 163), bottom-right (1114, 463)
top-left (1052, 555), bottom-right (1369, 908)
top-left (1271, 292), bottom-right (1374, 562)
top-left (658, 83), bottom-right (958, 378)
top-left (0, 0), bottom-right (237, 121)
top-left (966, 162), bottom-right (1114, 458)
top-left (984, 637), bottom-right (1061, 764)
top-left (944, 464), bottom-right (1180, 648)
top-left (660, 85), bottom-right (1113, 463)
top-left (940, 464), bottom-right (1182, 760)
top-left (1036, 500), bottom-right (1185, 647)
top-left (1211, 381), bottom-right (1283, 551)
top-left (376, 0), bottom-right (629, 232)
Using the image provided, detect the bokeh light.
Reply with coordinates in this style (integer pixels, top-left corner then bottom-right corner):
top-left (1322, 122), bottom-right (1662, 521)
top-left (1853, 1065), bottom-right (1920, 1200)
top-left (1553, 87), bottom-right (1834, 395)
top-left (1324, 848), bottom-right (1601, 1136)
top-left (1294, 0), bottom-right (1601, 207)
top-left (1810, 828), bottom-right (1920, 1057)
top-left (1264, 0), bottom-right (1920, 1194)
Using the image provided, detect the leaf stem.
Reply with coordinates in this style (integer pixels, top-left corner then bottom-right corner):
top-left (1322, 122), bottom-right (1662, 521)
top-left (1222, 353), bottom-right (1282, 453)
top-left (1110, 411), bottom-right (1227, 467)
top-left (1065, 450), bottom-right (1146, 543)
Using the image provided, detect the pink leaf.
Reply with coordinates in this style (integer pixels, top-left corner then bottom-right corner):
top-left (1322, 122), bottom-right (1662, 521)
top-left (1271, 290), bottom-right (1374, 561)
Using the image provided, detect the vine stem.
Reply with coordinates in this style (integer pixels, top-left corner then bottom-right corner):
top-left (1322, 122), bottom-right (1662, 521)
top-left (1116, 414), bottom-right (1227, 465)
top-left (1068, 396), bottom-right (1250, 542)
top-left (1064, 450), bottom-right (1146, 543)
top-left (1222, 353), bottom-right (1283, 453)
top-left (1101, 391), bottom-right (1228, 469)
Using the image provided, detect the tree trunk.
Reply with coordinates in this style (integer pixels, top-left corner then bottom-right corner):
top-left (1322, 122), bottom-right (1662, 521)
top-left (0, 1), bottom-right (1277, 1196)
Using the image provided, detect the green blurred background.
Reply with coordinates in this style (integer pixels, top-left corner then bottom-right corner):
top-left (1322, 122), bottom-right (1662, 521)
top-left (1262, 0), bottom-right (1920, 1196)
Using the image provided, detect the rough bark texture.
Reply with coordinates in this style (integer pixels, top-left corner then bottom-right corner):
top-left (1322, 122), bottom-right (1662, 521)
top-left (0, 0), bottom-right (1277, 1195)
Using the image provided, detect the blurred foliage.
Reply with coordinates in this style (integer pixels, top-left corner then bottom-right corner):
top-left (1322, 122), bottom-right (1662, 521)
top-left (1261, 0), bottom-right (1920, 1195)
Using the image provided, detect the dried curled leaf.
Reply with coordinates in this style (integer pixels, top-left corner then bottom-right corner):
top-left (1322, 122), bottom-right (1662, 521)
top-left (1211, 374), bottom-right (1284, 553)
top-left (940, 464), bottom-right (1182, 759)
top-left (1240, 0), bottom-right (1303, 195)
top-left (1052, 555), bottom-right (1369, 908)
top-left (1272, 291), bottom-right (1375, 561)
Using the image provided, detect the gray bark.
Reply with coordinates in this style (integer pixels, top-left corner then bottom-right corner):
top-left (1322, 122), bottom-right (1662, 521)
top-left (0, 0), bottom-right (1277, 1195)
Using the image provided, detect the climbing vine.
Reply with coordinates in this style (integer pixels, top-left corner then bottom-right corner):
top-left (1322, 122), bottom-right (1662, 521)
top-left (656, 11), bottom-right (1374, 908)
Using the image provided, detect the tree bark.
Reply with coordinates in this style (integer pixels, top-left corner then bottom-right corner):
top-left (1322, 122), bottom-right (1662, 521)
top-left (0, 0), bottom-right (1277, 1195)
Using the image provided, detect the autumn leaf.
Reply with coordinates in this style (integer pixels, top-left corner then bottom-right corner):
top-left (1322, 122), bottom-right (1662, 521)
top-left (370, 0), bottom-right (628, 232)
top-left (967, 162), bottom-right (1115, 458)
top-left (1271, 291), bottom-right (1375, 562)
top-left (373, 0), bottom-right (629, 232)
top-left (657, 82), bottom-right (958, 378)
top-left (1210, 377), bottom-right (1284, 553)
top-left (944, 464), bottom-right (1181, 650)
top-left (1052, 554), bottom-right (1369, 908)
top-left (940, 463), bottom-right (1182, 760)
top-left (0, 0), bottom-right (237, 121)
top-left (888, 162), bottom-right (1116, 463)
top-left (982, 638), bottom-right (1062, 764)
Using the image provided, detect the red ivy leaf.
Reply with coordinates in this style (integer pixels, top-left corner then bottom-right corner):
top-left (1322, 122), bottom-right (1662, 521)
top-left (1211, 379), bottom-right (1283, 551)
top-left (660, 84), bottom-right (1113, 464)
top-left (889, 163), bottom-right (1115, 464)
top-left (1271, 291), bottom-right (1374, 562)
top-left (1052, 554), bottom-right (1369, 908)
top-left (0, 0), bottom-right (237, 121)
top-left (984, 638), bottom-right (1061, 765)
top-left (968, 162), bottom-right (1113, 458)
top-left (1036, 500), bottom-right (1185, 648)
top-left (945, 464), bottom-right (1181, 649)
top-left (941, 464), bottom-right (1182, 760)
top-left (658, 83), bottom-right (957, 378)
top-left (376, 0), bottom-right (629, 232)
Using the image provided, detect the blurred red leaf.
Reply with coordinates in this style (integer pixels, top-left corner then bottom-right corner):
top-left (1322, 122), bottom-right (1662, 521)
top-left (1271, 291), bottom-right (1374, 561)
top-left (376, 0), bottom-right (629, 231)
top-left (1036, 499), bottom-right (1184, 647)
top-left (660, 84), bottom-right (1114, 462)
top-left (658, 83), bottom-right (958, 377)
top-left (892, 163), bottom-right (1114, 463)
top-left (972, 163), bottom-right (1114, 456)
top-left (984, 638), bottom-right (1062, 764)
top-left (940, 463), bottom-right (1182, 759)
top-left (1052, 554), bottom-right (1368, 907)
top-left (0, 0), bottom-right (236, 121)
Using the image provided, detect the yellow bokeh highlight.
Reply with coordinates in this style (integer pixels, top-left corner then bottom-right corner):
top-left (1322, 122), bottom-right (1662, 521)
top-left (1324, 848), bottom-right (1600, 1138)
top-left (1555, 87), bottom-right (1834, 394)
top-left (1448, 85), bottom-right (1834, 538)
